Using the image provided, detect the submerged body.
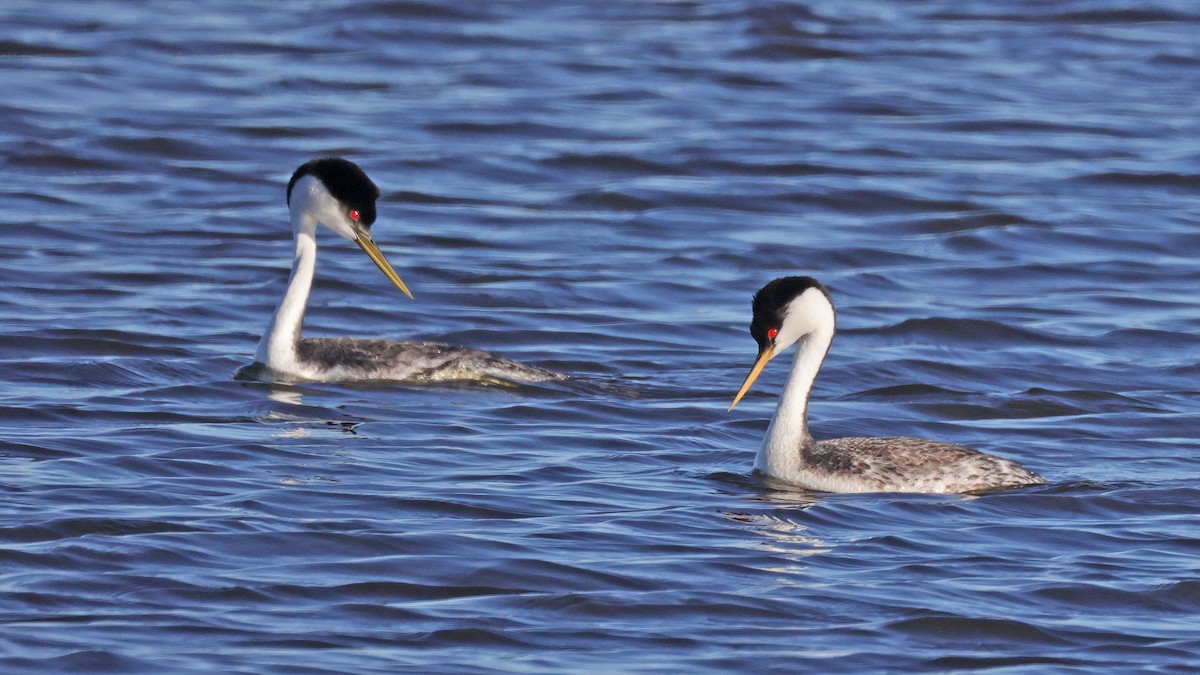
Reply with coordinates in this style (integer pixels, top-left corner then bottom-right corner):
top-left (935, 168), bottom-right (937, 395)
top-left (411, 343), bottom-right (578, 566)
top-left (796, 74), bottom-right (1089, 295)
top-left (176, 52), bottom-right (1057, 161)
top-left (758, 435), bottom-right (1044, 495)
top-left (730, 276), bottom-right (1045, 494)
top-left (238, 157), bottom-right (559, 385)
top-left (238, 337), bottom-right (560, 384)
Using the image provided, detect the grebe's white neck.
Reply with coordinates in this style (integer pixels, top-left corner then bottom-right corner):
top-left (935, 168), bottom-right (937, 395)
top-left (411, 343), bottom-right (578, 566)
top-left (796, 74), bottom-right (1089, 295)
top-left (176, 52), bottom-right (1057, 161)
top-left (753, 289), bottom-right (835, 477)
top-left (253, 180), bottom-right (325, 371)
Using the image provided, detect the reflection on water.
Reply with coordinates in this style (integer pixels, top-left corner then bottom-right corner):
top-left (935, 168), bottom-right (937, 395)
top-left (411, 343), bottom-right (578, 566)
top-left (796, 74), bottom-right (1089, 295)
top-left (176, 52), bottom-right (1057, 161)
top-left (730, 511), bottom-right (833, 559)
top-left (266, 386), bottom-right (305, 408)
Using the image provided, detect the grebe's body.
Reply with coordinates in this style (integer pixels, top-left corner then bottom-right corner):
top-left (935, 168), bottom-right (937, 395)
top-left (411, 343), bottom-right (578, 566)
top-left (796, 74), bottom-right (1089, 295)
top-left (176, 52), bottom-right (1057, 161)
top-left (729, 277), bottom-right (1044, 494)
top-left (237, 158), bottom-right (559, 385)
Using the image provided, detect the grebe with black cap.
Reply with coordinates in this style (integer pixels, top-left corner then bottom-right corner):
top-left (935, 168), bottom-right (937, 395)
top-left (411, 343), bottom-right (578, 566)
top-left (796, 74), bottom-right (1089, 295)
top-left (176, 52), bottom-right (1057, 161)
top-left (728, 276), bottom-right (1044, 494)
top-left (236, 157), bottom-right (560, 384)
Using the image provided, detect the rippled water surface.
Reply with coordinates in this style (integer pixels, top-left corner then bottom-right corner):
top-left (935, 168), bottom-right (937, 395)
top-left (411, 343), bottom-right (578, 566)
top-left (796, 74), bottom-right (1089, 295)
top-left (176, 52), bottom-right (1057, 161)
top-left (3, 1), bottom-right (1199, 671)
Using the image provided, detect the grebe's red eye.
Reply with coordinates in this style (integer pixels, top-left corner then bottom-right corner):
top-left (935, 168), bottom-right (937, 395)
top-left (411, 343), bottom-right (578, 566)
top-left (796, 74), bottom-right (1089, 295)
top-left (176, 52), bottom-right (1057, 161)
top-left (766, 327), bottom-right (779, 341)
top-left (349, 209), bottom-right (360, 221)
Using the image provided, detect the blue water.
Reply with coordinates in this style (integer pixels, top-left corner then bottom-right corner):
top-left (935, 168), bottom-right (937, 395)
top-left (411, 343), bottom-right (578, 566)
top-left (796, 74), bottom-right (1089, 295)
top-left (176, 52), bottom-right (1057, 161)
top-left (2, 1), bottom-right (1199, 671)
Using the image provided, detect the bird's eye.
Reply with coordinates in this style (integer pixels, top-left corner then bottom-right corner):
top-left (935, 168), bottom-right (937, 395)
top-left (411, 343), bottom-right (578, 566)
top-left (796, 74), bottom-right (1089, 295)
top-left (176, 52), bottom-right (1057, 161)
top-left (766, 327), bottom-right (779, 341)
top-left (349, 210), bottom-right (361, 221)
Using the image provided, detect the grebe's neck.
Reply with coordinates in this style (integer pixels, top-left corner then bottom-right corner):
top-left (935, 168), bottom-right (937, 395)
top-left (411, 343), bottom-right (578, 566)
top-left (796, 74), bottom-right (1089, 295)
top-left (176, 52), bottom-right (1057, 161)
top-left (754, 318), bottom-right (833, 477)
top-left (254, 208), bottom-right (318, 370)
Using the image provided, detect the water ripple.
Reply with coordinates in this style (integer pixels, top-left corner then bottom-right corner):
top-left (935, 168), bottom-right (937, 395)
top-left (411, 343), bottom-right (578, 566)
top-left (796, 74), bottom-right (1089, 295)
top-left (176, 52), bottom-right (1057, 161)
top-left (1, 0), bottom-right (1199, 671)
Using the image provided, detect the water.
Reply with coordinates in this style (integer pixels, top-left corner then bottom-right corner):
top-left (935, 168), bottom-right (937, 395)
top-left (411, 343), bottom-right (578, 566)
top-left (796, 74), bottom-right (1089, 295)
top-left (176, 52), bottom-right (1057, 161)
top-left (2, 0), bottom-right (1199, 671)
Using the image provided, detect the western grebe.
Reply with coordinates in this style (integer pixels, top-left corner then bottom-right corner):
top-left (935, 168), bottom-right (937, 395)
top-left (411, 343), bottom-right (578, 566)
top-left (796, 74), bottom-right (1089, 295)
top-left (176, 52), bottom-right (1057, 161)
top-left (728, 276), bottom-right (1045, 494)
top-left (236, 157), bottom-right (561, 384)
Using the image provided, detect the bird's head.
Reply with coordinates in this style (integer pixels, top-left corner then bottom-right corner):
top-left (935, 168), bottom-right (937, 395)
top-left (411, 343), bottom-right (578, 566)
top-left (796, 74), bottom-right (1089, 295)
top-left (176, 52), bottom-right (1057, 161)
top-left (287, 157), bottom-right (412, 299)
top-left (729, 276), bottom-right (835, 410)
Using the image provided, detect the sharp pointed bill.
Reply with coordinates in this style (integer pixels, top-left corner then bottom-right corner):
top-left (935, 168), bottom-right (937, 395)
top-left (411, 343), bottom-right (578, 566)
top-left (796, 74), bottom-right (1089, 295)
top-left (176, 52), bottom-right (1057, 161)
top-left (354, 229), bottom-right (412, 299)
top-left (729, 344), bottom-right (774, 411)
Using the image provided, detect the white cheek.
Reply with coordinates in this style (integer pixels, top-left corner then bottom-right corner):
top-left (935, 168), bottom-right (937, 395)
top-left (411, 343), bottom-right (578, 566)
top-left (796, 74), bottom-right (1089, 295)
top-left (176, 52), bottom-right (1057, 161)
top-left (317, 200), bottom-right (357, 241)
top-left (326, 216), bottom-right (358, 241)
top-left (772, 320), bottom-right (807, 353)
top-left (772, 289), bottom-right (832, 353)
